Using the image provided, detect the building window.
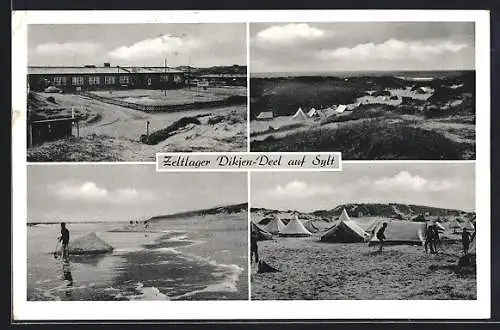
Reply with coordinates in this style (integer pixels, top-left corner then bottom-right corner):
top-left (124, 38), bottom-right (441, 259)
top-left (88, 76), bottom-right (100, 85)
top-left (53, 76), bottom-right (66, 86)
top-left (105, 76), bottom-right (116, 85)
top-left (173, 75), bottom-right (182, 83)
top-left (160, 75), bottom-right (169, 82)
top-left (147, 78), bottom-right (152, 86)
top-left (119, 75), bottom-right (130, 84)
top-left (72, 76), bottom-right (84, 86)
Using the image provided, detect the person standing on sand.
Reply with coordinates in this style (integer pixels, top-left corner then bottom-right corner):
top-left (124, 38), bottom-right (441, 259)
top-left (376, 223), bottom-right (388, 252)
top-left (462, 228), bottom-right (471, 255)
top-left (250, 230), bottom-right (259, 264)
top-left (424, 223), bottom-right (434, 254)
top-left (431, 224), bottom-right (441, 254)
top-left (58, 222), bottom-right (70, 257)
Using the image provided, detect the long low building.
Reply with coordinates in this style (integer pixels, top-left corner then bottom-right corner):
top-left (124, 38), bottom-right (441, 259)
top-left (28, 63), bottom-right (186, 92)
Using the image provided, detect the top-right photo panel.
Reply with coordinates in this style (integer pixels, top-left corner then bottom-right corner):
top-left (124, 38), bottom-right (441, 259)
top-left (249, 22), bottom-right (475, 160)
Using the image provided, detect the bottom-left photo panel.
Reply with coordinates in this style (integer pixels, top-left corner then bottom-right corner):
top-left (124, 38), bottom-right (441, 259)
top-left (26, 164), bottom-right (249, 301)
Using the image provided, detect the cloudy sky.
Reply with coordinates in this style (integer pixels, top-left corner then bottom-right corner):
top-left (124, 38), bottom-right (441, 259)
top-left (250, 22), bottom-right (475, 72)
top-left (251, 163), bottom-right (475, 212)
top-left (28, 165), bottom-right (247, 223)
top-left (28, 24), bottom-right (246, 67)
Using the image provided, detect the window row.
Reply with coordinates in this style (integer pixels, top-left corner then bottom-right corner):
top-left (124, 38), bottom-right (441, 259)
top-left (52, 75), bottom-right (130, 86)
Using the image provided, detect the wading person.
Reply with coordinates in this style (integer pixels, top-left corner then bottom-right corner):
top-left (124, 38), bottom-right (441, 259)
top-left (59, 222), bottom-right (70, 257)
top-left (250, 230), bottom-right (259, 264)
top-left (376, 223), bottom-right (388, 252)
top-left (462, 228), bottom-right (471, 255)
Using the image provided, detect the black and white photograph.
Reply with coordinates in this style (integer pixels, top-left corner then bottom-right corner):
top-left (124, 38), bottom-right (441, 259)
top-left (250, 163), bottom-right (476, 300)
top-left (27, 23), bottom-right (248, 162)
top-left (27, 165), bottom-right (248, 301)
top-left (249, 22), bottom-right (476, 160)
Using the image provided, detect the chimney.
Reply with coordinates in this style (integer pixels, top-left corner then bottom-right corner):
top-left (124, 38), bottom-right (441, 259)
top-left (103, 62), bottom-right (111, 67)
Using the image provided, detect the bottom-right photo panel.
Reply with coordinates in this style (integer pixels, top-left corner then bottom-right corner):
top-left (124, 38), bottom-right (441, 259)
top-left (250, 162), bottom-right (476, 300)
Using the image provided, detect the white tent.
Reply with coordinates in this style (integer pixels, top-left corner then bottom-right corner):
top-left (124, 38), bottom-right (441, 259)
top-left (346, 102), bottom-right (361, 111)
top-left (462, 220), bottom-right (475, 231)
top-left (68, 232), bottom-right (114, 255)
top-left (335, 104), bottom-right (347, 114)
top-left (263, 215), bottom-right (286, 235)
top-left (307, 108), bottom-right (321, 118)
top-left (369, 220), bottom-right (426, 246)
top-left (320, 209), bottom-right (369, 243)
top-left (279, 216), bottom-right (312, 237)
top-left (291, 107), bottom-right (309, 121)
top-left (257, 111), bottom-right (273, 120)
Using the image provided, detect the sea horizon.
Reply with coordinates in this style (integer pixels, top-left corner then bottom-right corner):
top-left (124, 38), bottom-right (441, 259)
top-left (251, 69), bottom-right (474, 79)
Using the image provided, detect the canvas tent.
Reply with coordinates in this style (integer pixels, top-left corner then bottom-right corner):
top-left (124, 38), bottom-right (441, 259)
top-left (67, 232), bottom-right (114, 255)
top-left (263, 216), bottom-right (286, 235)
top-left (256, 111), bottom-right (273, 120)
top-left (448, 219), bottom-right (462, 233)
top-left (307, 108), bottom-right (321, 118)
top-left (369, 220), bottom-right (426, 246)
top-left (251, 222), bottom-right (273, 241)
top-left (279, 216), bottom-right (312, 237)
top-left (346, 102), bottom-right (361, 111)
top-left (335, 104), bottom-right (347, 114)
top-left (462, 220), bottom-right (475, 232)
top-left (291, 107), bottom-right (309, 121)
top-left (320, 209), bottom-right (369, 243)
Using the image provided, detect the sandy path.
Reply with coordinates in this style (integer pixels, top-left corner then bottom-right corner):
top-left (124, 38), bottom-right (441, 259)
top-left (251, 238), bottom-right (475, 300)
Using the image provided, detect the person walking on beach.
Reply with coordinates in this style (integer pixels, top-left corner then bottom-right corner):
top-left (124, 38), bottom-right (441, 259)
top-left (376, 223), bottom-right (388, 252)
top-left (462, 228), bottom-right (472, 255)
top-left (58, 222), bottom-right (70, 257)
top-left (250, 230), bottom-right (259, 264)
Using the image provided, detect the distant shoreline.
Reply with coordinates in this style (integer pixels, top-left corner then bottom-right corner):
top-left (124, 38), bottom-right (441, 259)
top-left (251, 70), bottom-right (474, 79)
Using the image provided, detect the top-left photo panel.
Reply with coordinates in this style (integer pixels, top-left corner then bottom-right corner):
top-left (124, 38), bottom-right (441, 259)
top-left (26, 24), bottom-right (248, 162)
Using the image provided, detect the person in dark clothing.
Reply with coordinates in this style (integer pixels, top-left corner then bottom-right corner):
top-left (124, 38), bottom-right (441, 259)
top-left (250, 230), bottom-right (259, 264)
top-left (424, 223), bottom-right (434, 254)
top-left (462, 228), bottom-right (471, 255)
top-left (376, 223), bottom-right (388, 252)
top-left (59, 222), bottom-right (70, 257)
top-left (431, 225), bottom-right (441, 254)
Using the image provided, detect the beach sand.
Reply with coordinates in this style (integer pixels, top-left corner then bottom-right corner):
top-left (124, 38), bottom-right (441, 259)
top-left (251, 237), bottom-right (476, 300)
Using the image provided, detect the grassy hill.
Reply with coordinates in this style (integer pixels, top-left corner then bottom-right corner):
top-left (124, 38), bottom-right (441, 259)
top-left (149, 202), bottom-right (248, 221)
top-left (251, 202), bottom-right (474, 223)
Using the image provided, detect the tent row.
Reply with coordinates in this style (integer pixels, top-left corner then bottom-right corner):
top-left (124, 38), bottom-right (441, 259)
top-left (256, 103), bottom-right (361, 122)
top-left (253, 209), bottom-right (477, 246)
top-left (252, 215), bottom-right (312, 239)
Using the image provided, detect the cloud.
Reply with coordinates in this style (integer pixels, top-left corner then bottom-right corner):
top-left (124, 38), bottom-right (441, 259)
top-left (109, 35), bottom-right (201, 60)
top-left (256, 23), bottom-right (324, 45)
top-left (266, 180), bottom-right (334, 198)
top-left (317, 39), bottom-right (468, 61)
top-left (48, 181), bottom-right (156, 204)
top-left (373, 171), bottom-right (460, 192)
top-left (35, 42), bottom-right (101, 56)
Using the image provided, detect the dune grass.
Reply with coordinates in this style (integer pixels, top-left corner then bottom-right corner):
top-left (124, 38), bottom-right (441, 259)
top-left (251, 119), bottom-right (465, 160)
top-left (27, 134), bottom-right (123, 162)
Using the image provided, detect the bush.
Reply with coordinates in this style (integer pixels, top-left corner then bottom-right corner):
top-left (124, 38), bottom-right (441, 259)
top-left (251, 119), bottom-right (465, 160)
top-left (143, 116), bottom-right (201, 145)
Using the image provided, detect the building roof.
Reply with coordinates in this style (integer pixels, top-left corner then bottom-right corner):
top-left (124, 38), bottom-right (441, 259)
top-left (198, 74), bottom-right (247, 78)
top-left (28, 66), bottom-right (184, 75)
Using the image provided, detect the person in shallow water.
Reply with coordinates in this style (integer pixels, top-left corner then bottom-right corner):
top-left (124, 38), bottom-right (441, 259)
top-left (59, 222), bottom-right (70, 257)
top-left (250, 230), bottom-right (259, 264)
top-left (376, 222), bottom-right (388, 252)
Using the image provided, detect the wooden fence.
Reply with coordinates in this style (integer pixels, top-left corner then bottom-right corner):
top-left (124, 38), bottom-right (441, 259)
top-left (81, 92), bottom-right (246, 113)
